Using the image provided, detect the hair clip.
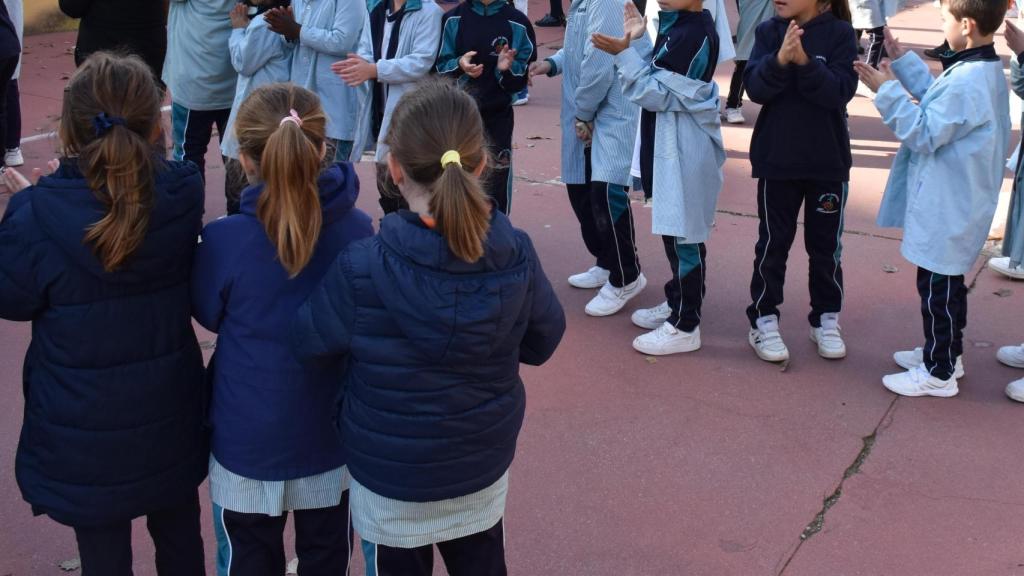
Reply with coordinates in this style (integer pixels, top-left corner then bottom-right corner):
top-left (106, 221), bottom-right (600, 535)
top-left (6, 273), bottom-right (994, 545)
top-left (279, 109), bottom-right (303, 127)
top-left (92, 112), bottom-right (126, 137)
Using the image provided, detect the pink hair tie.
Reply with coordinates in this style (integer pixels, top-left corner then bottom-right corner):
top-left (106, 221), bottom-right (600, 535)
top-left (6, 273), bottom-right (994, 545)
top-left (279, 109), bottom-right (303, 127)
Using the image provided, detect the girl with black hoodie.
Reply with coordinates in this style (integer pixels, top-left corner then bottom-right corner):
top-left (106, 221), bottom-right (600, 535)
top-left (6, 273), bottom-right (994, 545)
top-left (742, 0), bottom-right (856, 365)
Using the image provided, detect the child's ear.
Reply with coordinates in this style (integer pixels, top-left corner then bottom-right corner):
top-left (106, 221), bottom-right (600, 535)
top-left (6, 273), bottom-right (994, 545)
top-left (962, 17), bottom-right (975, 36)
top-left (473, 155), bottom-right (487, 178)
top-left (386, 153), bottom-right (404, 186)
top-left (320, 141), bottom-right (327, 161)
top-left (238, 152), bottom-right (257, 177)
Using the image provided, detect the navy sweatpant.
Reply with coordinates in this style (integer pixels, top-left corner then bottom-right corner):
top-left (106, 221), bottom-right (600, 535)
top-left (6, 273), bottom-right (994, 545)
top-left (566, 146), bottom-right (641, 288)
top-left (747, 179), bottom-right (847, 328)
top-left (663, 237), bottom-right (707, 332)
top-left (363, 518), bottom-right (507, 576)
top-left (917, 267), bottom-right (967, 380)
top-left (482, 107), bottom-right (514, 215)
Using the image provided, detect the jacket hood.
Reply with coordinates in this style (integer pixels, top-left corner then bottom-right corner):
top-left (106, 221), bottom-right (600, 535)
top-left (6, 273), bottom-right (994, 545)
top-left (240, 162), bottom-right (360, 225)
top-left (30, 158), bottom-right (203, 283)
top-left (372, 209), bottom-right (532, 363)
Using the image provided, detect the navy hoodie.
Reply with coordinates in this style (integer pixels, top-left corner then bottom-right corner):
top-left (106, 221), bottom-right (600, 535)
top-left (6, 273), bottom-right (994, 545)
top-left (192, 163), bottom-right (373, 481)
top-left (744, 13), bottom-right (857, 181)
top-left (0, 158), bottom-right (208, 527)
top-left (436, 0), bottom-right (537, 115)
top-left (292, 209), bottom-right (566, 502)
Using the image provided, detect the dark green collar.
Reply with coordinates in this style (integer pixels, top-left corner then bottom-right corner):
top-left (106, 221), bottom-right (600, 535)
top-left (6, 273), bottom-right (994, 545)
top-left (471, 0), bottom-right (507, 16)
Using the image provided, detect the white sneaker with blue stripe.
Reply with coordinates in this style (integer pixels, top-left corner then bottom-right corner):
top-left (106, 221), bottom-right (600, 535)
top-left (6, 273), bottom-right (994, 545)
top-left (882, 365), bottom-right (958, 398)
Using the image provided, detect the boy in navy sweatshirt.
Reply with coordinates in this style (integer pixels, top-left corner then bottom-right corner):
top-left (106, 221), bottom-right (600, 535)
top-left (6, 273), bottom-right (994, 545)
top-left (436, 0), bottom-right (537, 214)
top-left (593, 1), bottom-right (724, 356)
top-left (743, 0), bottom-right (857, 364)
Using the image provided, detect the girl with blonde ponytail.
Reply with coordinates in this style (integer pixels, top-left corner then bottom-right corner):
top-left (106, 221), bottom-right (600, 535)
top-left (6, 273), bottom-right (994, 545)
top-left (191, 82), bottom-right (373, 575)
top-left (0, 52), bottom-right (208, 575)
top-left (292, 79), bottom-right (566, 574)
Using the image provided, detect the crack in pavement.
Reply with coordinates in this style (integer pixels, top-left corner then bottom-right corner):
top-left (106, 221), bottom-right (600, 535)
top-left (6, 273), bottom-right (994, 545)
top-left (776, 396), bottom-right (899, 576)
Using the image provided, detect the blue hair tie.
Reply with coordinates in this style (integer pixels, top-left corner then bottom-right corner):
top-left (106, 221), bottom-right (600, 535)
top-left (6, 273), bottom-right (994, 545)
top-left (92, 112), bottom-right (126, 137)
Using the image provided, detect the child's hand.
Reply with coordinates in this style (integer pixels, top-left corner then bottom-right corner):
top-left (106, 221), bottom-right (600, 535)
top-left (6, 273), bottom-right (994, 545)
top-left (623, 2), bottom-right (647, 40)
top-left (854, 59), bottom-right (896, 93)
top-left (574, 119), bottom-right (593, 143)
top-left (882, 27), bottom-right (906, 60)
top-left (776, 21), bottom-right (805, 66)
top-left (496, 45), bottom-right (517, 72)
top-left (459, 51), bottom-right (484, 78)
top-left (591, 33), bottom-right (630, 55)
top-left (266, 6), bottom-right (300, 41)
top-left (0, 165), bottom-right (47, 195)
top-left (528, 60), bottom-right (551, 85)
top-left (229, 3), bottom-right (250, 29)
top-left (333, 54), bottom-right (377, 86)
top-left (1007, 20), bottom-right (1024, 57)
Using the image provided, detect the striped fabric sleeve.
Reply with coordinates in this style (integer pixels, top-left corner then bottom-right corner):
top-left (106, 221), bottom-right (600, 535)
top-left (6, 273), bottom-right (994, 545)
top-left (435, 15), bottom-right (464, 76)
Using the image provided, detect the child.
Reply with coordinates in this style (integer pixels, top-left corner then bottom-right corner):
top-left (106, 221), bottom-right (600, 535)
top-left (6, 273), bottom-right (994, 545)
top-left (743, 0), bottom-right (857, 363)
top-left (164, 0), bottom-right (238, 182)
top-left (192, 83), bottom-right (373, 574)
top-left (4, 0), bottom-right (21, 166)
top-left (990, 19), bottom-right (1024, 282)
top-left (513, 0), bottom-right (530, 105)
top-left (291, 80), bottom-right (565, 574)
top-left (855, 9), bottom-right (1010, 397)
top-left (436, 0), bottom-right (537, 215)
top-left (723, 0), bottom-right (775, 124)
top-left (529, 0), bottom-right (646, 317)
top-left (592, 1), bottom-right (724, 355)
top-left (851, 0), bottom-right (900, 69)
top-left (265, 0), bottom-right (370, 163)
top-left (221, 0), bottom-right (293, 215)
top-left (0, 52), bottom-right (207, 575)
top-left (334, 0), bottom-right (443, 215)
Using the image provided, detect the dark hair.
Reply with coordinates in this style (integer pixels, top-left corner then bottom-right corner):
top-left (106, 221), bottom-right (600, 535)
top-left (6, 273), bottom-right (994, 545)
top-left (59, 51), bottom-right (161, 272)
top-left (234, 83), bottom-right (327, 278)
top-left (943, 0), bottom-right (1004, 36)
top-left (824, 0), bottom-right (852, 23)
top-left (385, 80), bottom-right (491, 263)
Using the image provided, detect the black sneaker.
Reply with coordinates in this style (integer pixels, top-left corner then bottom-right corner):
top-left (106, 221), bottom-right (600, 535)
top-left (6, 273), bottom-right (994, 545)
top-left (535, 13), bottom-right (566, 27)
top-left (923, 40), bottom-right (950, 60)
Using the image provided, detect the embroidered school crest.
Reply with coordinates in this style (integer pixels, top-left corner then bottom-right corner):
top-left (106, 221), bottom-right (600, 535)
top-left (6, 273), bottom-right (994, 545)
top-left (817, 192), bottom-right (840, 214)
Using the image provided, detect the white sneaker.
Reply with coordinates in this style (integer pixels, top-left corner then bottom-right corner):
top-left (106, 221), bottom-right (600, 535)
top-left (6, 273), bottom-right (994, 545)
top-left (4, 147), bottom-right (23, 167)
top-left (723, 107), bottom-right (745, 124)
top-left (989, 257), bottom-right (1024, 280)
top-left (568, 266), bottom-right (610, 289)
top-left (585, 274), bottom-right (647, 317)
top-left (511, 91), bottom-right (529, 107)
top-left (748, 315), bottom-right (789, 363)
top-left (809, 312), bottom-right (846, 359)
top-left (882, 365), bottom-right (958, 398)
top-left (632, 323), bottom-right (701, 355)
top-left (997, 343), bottom-right (1024, 368)
top-left (1006, 378), bottom-right (1024, 403)
top-left (631, 301), bottom-right (671, 329)
top-left (892, 347), bottom-right (965, 378)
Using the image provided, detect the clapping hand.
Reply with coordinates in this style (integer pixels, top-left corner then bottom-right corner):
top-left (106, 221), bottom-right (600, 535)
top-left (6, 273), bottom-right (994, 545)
top-left (460, 51), bottom-right (484, 78)
top-left (883, 27), bottom-right (906, 60)
top-left (592, 2), bottom-right (646, 55)
top-left (1, 159), bottom-right (59, 195)
top-left (332, 54), bottom-right (377, 86)
top-left (776, 20), bottom-right (806, 66)
top-left (496, 44), bottom-right (517, 72)
top-left (854, 59), bottom-right (896, 93)
top-left (229, 3), bottom-right (250, 29)
top-left (265, 6), bottom-right (301, 41)
top-left (1007, 19), bottom-right (1024, 57)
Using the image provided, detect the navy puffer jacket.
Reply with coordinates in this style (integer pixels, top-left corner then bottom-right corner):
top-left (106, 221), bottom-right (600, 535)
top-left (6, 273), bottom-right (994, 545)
top-left (0, 159), bottom-right (208, 527)
top-left (292, 210), bottom-right (565, 502)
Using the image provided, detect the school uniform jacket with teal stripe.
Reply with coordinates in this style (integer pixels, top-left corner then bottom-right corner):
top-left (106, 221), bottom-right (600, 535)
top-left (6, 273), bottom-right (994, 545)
top-left (618, 9), bottom-right (724, 242)
top-left (545, 0), bottom-right (639, 187)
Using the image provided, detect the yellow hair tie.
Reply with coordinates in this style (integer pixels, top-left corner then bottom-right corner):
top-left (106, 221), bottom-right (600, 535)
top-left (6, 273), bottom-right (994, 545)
top-left (440, 150), bottom-right (462, 169)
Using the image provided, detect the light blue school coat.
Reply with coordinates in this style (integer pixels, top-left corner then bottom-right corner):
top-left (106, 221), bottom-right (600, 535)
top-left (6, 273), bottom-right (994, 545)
top-left (221, 15), bottom-right (294, 160)
top-left (545, 0), bottom-right (639, 187)
top-left (164, 0), bottom-right (238, 111)
top-left (291, 0), bottom-right (370, 151)
top-left (874, 51), bottom-right (1011, 276)
top-left (355, 0), bottom-right (444, 163)
top-left (615, 37), bottom-right (724, 242)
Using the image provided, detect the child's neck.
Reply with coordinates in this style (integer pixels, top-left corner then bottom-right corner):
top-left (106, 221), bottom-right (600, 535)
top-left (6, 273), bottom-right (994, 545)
top-left (962, 35), bottom-right (994, 51)
top-left (793, 5), bottom-right (823, 26)
top-left (390, 0), bottom-right (406, 11)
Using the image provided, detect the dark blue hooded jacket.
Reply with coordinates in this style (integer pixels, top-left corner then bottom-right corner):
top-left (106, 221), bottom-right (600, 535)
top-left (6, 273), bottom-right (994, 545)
top-left (744, 13), bottom-right (857, 181)
top-left (192, 163), bottom-right (373, 481)
top-left (0, 159), bottom-right (208, 527)
top-left (292, 209), bottom-right (565, 502)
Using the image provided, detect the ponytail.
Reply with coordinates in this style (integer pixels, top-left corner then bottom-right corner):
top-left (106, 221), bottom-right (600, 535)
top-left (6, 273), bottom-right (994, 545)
top-left (385, 80), bottom-right (492, 263)
top-left (430, 162), bottom-right (491, 263)
top-left (233, 84), bottom-right (328, 278)
top-left (58, 52), bottom-right (162, 272)
top-left (257, 118), bottom-right (322, 277)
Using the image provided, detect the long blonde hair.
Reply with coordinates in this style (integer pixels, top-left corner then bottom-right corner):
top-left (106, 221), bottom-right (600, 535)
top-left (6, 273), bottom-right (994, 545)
top-left (59, 52), bottom-right (161, 272)
top-left (385, 80), bottom-right (491, 263)
top-left (233, 84), bottom-right (327, 277)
